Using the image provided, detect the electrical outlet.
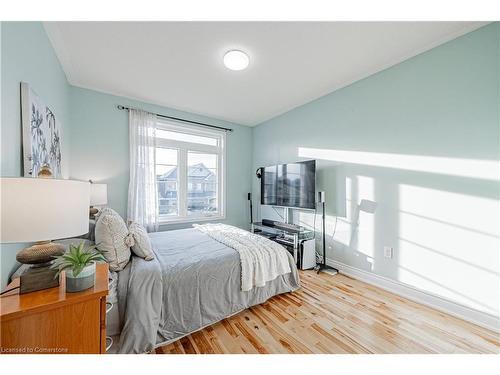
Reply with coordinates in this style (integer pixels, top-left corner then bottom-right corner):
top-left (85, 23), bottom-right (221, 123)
top-left (384, 246), bottom-right (393, 259)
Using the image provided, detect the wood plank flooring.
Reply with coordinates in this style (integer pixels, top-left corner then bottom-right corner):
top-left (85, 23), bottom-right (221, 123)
top-left (156, 271), bottom-right (500, 354)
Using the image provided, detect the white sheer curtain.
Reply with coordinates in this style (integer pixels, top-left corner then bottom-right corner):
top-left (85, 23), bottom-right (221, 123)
top-left (127, 109), bottom-right (159, 232)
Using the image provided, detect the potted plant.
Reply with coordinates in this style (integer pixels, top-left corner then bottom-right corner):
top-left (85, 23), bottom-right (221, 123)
top-left (51, 241), bottom-right (106, 292)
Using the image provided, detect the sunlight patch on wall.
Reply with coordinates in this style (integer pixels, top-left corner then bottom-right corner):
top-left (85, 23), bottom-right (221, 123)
top-left (399, 184), bottom-right (500, 315)
top-left (298, 147), bottom-right (500, 181)
top-left (333, 176), bottom-right (376, 269)
top-left (334, 176), bottom-right (353, 246)
top-left (356, 176), bottom-right (375, 259)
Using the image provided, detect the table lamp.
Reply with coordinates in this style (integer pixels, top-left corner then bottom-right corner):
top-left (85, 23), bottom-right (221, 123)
top-left (89, 182), bottom-right (108, 218)
top-left (0, 178), bottom-right (90, 293)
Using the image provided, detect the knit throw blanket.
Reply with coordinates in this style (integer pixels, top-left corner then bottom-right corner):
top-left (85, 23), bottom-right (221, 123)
top-left (193, 223), bottom-right (292, 291)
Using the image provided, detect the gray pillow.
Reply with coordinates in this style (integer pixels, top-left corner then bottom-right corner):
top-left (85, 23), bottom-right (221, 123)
top-left (128, 222), bottom-right (154, 261)
top-left (95, 208), bottom-right (131, 271)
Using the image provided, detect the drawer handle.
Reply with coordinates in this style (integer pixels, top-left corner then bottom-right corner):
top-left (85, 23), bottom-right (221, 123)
top-left (106, 302), bottom-right (113, 314)
top-left (105, 336), bottom-right (113, 352)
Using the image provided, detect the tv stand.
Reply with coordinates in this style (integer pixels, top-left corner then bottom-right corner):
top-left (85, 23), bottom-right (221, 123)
top-left (261, 219), bottom-right (303, 233)
top-left (251, 221), bottom-right (316, 270)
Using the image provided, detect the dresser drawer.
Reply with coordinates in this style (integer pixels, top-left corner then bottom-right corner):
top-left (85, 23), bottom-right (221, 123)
top-left (1, 298), bottom-right (103, 354)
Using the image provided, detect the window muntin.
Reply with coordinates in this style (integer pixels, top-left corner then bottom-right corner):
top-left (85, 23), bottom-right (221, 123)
top-left (156, 147), bottom-right (178, 217)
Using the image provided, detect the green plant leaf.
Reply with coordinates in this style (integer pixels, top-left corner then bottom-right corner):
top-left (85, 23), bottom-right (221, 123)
top-left (88, 254), bottom-right (106, 263)
top-left (51, 241), bottom-right (104, 277)
top-left (51, 263), bottom-right (73, 279)
top-left (72, 264), bottom-right (84, 277)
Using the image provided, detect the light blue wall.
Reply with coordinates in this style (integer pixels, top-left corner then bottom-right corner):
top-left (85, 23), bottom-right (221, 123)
top-left (1, 22), bottom-right (253, 289)
top-left (1, 22), bottom-right (72, 288)
top-left (253, 23), bottom-right (500, 316)
top-left (2, 21), bottom-right (498, 318)
top-left (69, 87), bottom-right (253, 231)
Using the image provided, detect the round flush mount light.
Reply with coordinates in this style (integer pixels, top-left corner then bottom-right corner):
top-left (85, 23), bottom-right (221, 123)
top-left (223, 50), bottom-right (250, 71)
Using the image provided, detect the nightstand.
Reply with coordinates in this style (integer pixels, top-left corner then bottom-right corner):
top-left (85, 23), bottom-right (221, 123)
top-left (0, 263), bottom-right (108, 354)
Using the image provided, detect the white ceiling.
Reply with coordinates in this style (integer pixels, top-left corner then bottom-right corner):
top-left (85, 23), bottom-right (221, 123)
top-left (44, 22), bottom-right (487, 126)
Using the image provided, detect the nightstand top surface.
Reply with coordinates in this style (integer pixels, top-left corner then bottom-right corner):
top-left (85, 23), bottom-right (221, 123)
top-left (0, 263), bottom-right (108, 321)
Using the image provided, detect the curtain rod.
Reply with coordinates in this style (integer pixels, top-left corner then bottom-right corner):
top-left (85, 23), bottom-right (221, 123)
top-left (117, 105), bottom-right (233, 132)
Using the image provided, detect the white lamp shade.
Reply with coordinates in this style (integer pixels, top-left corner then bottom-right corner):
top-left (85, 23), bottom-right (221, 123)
top-left (1, 178), bottom-right (90, 243)
top-left (90, 183), bottom-right (108, 206)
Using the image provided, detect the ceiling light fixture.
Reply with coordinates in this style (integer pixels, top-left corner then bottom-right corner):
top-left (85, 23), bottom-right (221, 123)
top-left (223, 50), bottom-right (249, 71)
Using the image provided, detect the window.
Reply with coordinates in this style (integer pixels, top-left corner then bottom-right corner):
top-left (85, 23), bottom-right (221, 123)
top-left (155, 119), bottom-right (225, 223)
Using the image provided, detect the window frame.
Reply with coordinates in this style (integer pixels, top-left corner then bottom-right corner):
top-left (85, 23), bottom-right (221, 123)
top-left (155, 119), bottom-right (226, 224)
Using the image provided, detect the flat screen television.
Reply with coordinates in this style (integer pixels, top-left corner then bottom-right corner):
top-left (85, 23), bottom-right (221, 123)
top-left (260, 160), bottom-right (316, 209)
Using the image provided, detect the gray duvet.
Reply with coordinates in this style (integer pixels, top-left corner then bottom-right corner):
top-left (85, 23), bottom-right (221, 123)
top-left (117, 228), bottom-right (300, 353)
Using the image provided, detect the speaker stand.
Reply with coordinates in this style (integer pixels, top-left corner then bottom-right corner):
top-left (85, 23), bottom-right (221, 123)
top-left (248, 193), bottom-right (253, 224)
top-left (315, 263), bottom-right (338, 275)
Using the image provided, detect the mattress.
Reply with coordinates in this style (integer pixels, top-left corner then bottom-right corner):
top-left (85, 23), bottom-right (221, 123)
top-left (116, 227), bottom-right (300, 353)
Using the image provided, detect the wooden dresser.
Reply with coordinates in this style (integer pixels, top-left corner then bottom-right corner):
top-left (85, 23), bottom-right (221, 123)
top-left (0, 263), bottom-right (108, 354)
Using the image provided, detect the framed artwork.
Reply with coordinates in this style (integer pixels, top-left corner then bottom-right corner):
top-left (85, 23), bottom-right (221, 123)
top-left (21, 82), bottom-right (62, 178)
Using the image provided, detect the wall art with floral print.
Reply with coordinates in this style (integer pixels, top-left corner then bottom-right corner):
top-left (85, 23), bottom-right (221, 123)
top-left (21, 82), bottom-right (62, 178)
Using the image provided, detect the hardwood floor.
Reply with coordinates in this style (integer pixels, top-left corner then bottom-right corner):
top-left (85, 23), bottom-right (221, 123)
top-left (156, 271), bottom-right (500, 354)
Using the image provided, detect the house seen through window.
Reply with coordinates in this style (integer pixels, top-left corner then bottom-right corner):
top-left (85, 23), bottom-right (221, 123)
top-left (155, 120), bottom-right (225, 222)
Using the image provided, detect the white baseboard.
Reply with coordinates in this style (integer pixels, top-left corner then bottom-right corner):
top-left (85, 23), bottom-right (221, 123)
top-left (326, 258), bottom-right (500, 333)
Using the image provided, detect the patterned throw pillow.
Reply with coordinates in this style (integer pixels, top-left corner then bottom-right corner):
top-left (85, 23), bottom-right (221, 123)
top-left (128, 222), bottom-right (154, 261)
top-left (95, 208), bottom-right (131, 271)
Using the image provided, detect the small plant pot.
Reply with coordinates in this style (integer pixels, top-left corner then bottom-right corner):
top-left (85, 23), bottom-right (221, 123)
top-left (65, 262), bottom-right (96, 293)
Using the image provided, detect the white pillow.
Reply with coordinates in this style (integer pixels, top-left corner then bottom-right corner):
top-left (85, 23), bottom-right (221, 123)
top-left (95, 208), bottom-right (131, 271)
top-left (128, 222), bottom-right (154, 261)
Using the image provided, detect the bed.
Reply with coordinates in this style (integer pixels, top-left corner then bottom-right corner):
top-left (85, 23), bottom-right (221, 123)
top-left (9, 224), bottom-right (300, 354)
top-left (115, 227), bottom-right (300, 353)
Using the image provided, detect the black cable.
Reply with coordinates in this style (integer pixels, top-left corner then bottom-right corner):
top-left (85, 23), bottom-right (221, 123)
top-left (314, 208), bottom-right (323, 262)
top-left (331, 216), bottom-right (338, 241)
top-left (298, 209), bottom-right (317, 232)
top-left (322, 201), bottom-right (326, 266)
top-left (0, 285), bottom-right (20, 296)
top-left (272, 206), bottom-right (285, 221)
top-left (312, 208), bottom-right (317, 236)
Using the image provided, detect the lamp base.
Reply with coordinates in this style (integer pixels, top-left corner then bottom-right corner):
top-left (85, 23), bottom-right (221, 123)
top-left (16, 241), bottom-right (65, 265)
top-left (16, 241), bottom-right (65, 294)
top-left (89, 206), bottom-right (98, 219)
top-left (19, 265), bottom-right (59, 294)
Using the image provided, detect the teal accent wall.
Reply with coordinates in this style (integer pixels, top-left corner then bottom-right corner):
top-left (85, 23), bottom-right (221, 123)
top-left (2, 20), bottom-right (498, 319)
top-left (68, 87), bottom-right (253, 232)
top-left (1, 22), bottom-right (71, 288)
top-left (253, 23), bottom-right (500, 316)
top-left (1, 22), bottom-right (253, 289)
